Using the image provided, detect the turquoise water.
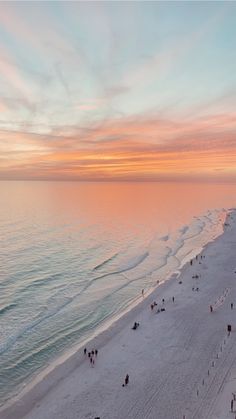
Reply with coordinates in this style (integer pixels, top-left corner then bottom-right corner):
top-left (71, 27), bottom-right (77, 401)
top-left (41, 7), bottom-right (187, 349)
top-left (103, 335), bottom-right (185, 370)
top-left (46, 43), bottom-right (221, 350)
top-left (0, 181), bottom-right (236, 405)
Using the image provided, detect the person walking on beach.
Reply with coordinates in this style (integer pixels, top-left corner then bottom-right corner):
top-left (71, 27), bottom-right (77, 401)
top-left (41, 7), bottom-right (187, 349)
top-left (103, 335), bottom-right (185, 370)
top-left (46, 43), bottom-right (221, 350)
top-left (122, 374), bottom-right (129, 386)
top-left (210, 305), bottom-right (213, 313)
top-left (231, 399), bottom-right (234, 412)
top-left (231, 303), bottom-right (234, 310)
top-left (84, 347), bottom-right (87, 355)
top-left (95, 349), bottom-right (98, 356)
top-left (172, 296), bottom-right (175, 303)
top-left (227, 324), bottom-right (232, 336)
top-left (142, 289), bottom-right (144, 298)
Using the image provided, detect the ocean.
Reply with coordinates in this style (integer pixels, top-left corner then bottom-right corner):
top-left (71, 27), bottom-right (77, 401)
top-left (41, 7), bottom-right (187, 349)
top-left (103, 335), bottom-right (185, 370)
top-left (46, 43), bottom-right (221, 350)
top-left (0, 180), bottom-right (236, 406)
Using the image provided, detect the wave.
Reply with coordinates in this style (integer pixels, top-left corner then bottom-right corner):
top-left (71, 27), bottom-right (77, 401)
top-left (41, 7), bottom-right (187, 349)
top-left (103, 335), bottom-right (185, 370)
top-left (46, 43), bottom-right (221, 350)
top-left (0, 294), bottom-right (74, 356)
top-left (160, 235), bottom-right (169, 241)
top-left (93, 252), bottom-right (119, 271)
top-left (0, 303), bottom-right (17, 316)
top-left (178, 225), bottom-right (189, 234)
top-left (93, 251), bottom-right (149, 281)
top-left (0, 208), bottom-right (226, 375)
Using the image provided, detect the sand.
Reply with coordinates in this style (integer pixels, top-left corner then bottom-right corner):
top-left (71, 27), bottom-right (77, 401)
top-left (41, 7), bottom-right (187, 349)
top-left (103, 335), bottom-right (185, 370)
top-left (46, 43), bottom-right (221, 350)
top-left (1, 209), bottom-right (236, 419)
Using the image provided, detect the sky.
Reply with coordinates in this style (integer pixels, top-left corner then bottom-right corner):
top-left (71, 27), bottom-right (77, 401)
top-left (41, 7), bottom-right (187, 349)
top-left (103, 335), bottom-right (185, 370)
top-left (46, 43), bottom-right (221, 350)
top-left (0, 1), bottom-right (236, 182)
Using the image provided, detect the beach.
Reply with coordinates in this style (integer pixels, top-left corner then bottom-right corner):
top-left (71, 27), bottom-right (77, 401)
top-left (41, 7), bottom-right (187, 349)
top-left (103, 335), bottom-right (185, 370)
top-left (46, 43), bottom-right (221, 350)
top-left (1, 209), bottom-right (236, 419)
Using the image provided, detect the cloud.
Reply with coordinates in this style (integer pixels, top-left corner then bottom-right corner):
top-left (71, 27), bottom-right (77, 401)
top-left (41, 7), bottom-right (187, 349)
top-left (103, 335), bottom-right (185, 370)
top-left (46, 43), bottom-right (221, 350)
top-left (54, 62), bottom-right (70, 96)
top-left (1, 110), bottom-right (236, 181)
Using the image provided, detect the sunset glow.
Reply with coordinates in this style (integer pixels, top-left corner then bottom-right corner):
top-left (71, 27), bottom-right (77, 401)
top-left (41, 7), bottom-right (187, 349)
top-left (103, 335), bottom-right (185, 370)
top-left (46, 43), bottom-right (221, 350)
top-left (0, 2), bottom-right (236, 181)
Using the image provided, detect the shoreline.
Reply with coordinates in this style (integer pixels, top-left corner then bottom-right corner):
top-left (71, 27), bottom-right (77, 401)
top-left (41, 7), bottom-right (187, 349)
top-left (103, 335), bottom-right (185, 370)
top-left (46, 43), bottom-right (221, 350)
top-left (0, 264), bottom-right (184, 419)
top-left (1, 208), bottom-right (233, 419)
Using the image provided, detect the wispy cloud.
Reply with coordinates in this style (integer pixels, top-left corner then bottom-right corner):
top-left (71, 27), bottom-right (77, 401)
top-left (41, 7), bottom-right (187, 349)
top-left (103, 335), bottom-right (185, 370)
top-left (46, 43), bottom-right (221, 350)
top-left (1, 111), bottom-right (236, 180)
top-left (0, 2), bottom-right (236, 181)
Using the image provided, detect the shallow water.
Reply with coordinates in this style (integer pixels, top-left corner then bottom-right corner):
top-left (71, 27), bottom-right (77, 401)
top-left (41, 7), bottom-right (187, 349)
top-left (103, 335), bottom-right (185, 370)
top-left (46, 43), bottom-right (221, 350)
top-left (0, 180), bottom-right (236, 405)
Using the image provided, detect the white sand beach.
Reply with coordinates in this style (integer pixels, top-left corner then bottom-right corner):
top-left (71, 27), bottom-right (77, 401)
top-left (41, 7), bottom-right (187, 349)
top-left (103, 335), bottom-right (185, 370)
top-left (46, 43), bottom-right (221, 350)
top-left (2, 209), bottom-right (236, 419)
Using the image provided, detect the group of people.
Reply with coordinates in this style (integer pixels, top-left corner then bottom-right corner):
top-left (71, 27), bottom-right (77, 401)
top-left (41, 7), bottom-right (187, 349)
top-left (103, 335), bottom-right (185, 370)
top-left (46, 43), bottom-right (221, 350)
top-left (84, 347), bottom-right (98, 366)
top-left (190, 254), bottom-right (205, 266)
top-left (150, 296), bottom-right (175, 312)
top-left (150, 301), bottom-right (158, 310)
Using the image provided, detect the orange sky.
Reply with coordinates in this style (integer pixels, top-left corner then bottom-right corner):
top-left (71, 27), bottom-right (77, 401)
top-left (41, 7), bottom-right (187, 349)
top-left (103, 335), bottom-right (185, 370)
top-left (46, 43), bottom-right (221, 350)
top-left (1, 113), bottom-right (236, 181)
top-left (0, 2), bottom-right (236, 181)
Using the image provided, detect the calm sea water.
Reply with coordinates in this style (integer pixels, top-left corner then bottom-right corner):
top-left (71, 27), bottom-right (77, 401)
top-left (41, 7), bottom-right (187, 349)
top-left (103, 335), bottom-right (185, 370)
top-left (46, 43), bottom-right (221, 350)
top-left (0, 181), bottom-right (236, 406)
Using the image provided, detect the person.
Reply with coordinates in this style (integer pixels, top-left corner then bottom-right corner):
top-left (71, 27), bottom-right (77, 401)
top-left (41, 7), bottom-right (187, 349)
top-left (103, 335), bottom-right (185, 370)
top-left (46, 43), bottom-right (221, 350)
top-left (95, 349), bottom-right (98, 356)
top-left (142, 289), bottom-right (144, 297)
top-left (125, 374), bottom-right (129, 385)
top-left (162, 298), bottom-right (165, 304)
top-left (172, 296), bottom-right (175, 303)
top-left (210, 305), bottom-right (213, 313)
top-left (150, 304), bottom-right (154, 311)
top-left (231, 303), bottom-right (234, 310)
top-left (84, 347), bottom-right (87, 355)
top-left (190, 259), bottom-right (192, 266)
top-left (231, 399), bottom-right (234, 412)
